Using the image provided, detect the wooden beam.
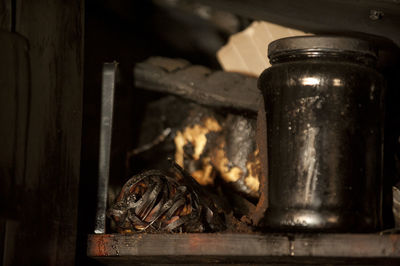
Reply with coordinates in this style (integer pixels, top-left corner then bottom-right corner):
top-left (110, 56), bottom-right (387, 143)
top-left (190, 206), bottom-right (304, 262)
top-left (134, 57), bottom-right (261, 113)
top-left (0, 0), bottom-right (11, 31)
top-left (0, 0), bottom-right (84, 265)
top-left (0, 29), bottom-right (29, 266)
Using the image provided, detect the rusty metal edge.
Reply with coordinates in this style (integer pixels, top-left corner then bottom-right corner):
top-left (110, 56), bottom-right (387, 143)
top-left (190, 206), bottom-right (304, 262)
top-left (87, 233), bottom-right (400, 258)
top-left (94, 62), bottom-right (119, 234)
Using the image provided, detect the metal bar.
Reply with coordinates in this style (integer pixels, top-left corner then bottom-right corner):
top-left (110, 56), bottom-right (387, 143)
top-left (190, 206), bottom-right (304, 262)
top-left (94, 62), bottom-right (118, 234)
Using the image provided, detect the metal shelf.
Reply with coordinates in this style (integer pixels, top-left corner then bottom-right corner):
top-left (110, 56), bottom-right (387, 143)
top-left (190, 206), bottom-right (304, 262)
top-left (88, 233), bottom-right (400, 264)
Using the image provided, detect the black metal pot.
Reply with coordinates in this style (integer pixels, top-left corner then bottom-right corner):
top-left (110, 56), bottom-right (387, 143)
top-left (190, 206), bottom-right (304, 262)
top-left (258, 36), bottom-right (385, 232)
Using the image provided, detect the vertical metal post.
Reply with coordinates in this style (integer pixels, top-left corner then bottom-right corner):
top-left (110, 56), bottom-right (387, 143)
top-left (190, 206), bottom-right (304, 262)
top-left (94, 62), bottom-right (118, 234)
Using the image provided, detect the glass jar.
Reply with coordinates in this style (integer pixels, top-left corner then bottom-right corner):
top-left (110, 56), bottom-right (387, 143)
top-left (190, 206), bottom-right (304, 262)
top-left (258, 36), bottom-right (385, 232)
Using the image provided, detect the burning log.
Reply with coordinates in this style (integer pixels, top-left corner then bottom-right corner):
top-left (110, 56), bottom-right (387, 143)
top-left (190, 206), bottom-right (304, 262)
top-left (126, 56), bottom-right (265, 220)
top-left (210, 115), bottom-right (261, 199)
top-left (127, 96), bottom-right (261, 201)
top-left (173, 110), bottom-right (261, 199)
top-left (173, 105), bottom-right (223, 186)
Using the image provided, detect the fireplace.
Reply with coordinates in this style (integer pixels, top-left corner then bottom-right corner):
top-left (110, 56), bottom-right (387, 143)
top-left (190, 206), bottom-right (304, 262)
top-left (82, 1), bottom-right (400, 265)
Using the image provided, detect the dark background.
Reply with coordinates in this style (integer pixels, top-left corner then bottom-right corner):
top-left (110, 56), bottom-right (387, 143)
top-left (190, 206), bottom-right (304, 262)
top-left (0, 0), bottom-right (399, 265)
